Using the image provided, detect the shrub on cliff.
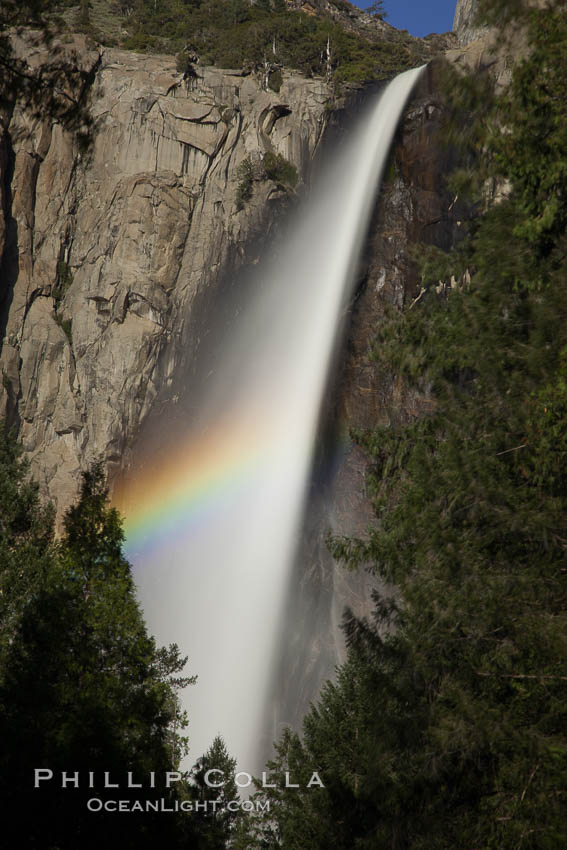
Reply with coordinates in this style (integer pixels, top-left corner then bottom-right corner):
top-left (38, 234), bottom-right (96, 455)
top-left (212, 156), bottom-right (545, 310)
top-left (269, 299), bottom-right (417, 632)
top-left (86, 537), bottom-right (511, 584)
top-left (263, 151), bottom-right (298, 188)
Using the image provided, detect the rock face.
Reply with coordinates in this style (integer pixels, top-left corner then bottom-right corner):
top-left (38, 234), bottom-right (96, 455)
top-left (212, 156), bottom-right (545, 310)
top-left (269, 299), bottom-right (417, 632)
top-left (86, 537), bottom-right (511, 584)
top-left (453, 0), bottom-right (489, 45)
top-left (0, 39), bottom-right (331, 515)
top-left (453, 0), bottom-right (551, 48)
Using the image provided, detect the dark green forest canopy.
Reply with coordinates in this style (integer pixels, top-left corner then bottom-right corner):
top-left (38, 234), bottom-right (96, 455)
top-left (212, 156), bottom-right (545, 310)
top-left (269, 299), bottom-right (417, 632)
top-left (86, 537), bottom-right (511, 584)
top-left (0, 435), bottom-right (248, 846)
top-left (122, 0), bottom-right (424, 83)
top-left (247, 4), bottom-right (567, 848)
top-left (0, 438), bottom-right (200, 848)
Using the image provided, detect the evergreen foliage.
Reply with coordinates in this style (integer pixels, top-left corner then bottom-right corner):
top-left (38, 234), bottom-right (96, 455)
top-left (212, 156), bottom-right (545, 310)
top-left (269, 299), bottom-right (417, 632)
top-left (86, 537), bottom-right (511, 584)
top-left (365, 1), bottom-right (385, 19)
top-left (236, 156), bottom-right (255, 211)
top-left (0, 431), bottom-right (55, 671)
top-left (263, 150), bottom-right (298, 188)
top-left (251, 3), bottom-right (567, 847)
top-left (0, 442), bottom-right (197, 848)
top-left (191, 734), bottom-right (243, 848)
top-left (235, 150), bottom-right (298, 210)
top-left (119, 0), bottom-right (422, 85)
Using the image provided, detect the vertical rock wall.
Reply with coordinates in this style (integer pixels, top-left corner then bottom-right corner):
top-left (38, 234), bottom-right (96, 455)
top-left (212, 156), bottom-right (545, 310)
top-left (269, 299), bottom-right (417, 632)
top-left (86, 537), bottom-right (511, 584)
top-left (453, 0), bottom-right (490, 45)
top-left (0, 39), bottom-right (332, 516)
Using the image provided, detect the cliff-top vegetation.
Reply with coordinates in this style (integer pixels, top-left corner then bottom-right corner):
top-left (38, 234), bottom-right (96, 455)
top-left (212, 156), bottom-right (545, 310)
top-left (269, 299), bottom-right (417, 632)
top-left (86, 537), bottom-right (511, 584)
top-left (41, 0), bottom-right (430, 85)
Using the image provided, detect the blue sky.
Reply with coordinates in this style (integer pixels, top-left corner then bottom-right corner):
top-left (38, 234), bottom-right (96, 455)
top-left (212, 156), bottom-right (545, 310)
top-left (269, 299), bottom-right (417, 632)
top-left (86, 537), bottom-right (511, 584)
top-left (350, 0), bottom-right (457, 37)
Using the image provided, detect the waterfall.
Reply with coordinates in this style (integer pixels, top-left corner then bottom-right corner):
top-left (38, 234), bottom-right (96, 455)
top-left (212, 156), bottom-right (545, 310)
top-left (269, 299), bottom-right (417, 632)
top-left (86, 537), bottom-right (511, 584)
top-left (121, 65), bottom-right (425, 773)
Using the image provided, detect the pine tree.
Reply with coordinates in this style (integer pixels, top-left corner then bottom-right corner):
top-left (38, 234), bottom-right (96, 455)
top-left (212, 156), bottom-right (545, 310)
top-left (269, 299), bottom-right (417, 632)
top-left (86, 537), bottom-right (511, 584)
top-left (0, 460), bottom-right (198, 848)
top-left (191, 734), bottom-right (242, 848)
top-left (365, 1), bottom-right (385, 19)
top-left (0, 425), bottom-right (55, 673)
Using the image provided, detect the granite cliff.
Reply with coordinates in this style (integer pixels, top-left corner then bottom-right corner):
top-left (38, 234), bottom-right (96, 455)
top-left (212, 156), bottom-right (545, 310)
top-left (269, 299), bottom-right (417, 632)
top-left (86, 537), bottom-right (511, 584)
top-left (453, 0), bottom-right (490, 44)
top-left (0, 37), bottom-right (332, 513)
top-left (0, 20), bottom-right (467, 522)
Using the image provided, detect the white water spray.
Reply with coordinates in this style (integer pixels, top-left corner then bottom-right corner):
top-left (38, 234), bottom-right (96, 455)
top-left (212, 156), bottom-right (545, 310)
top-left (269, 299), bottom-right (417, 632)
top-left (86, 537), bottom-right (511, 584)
top-left (128, 66), bottom-right (425, 772)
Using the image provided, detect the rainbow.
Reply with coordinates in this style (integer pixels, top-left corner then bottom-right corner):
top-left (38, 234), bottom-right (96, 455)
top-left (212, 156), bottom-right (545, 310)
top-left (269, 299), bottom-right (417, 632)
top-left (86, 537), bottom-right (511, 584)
top-left (116, 409), bottom-right (287, 565)
top-left (115, 400), bottom-right (355, 569)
